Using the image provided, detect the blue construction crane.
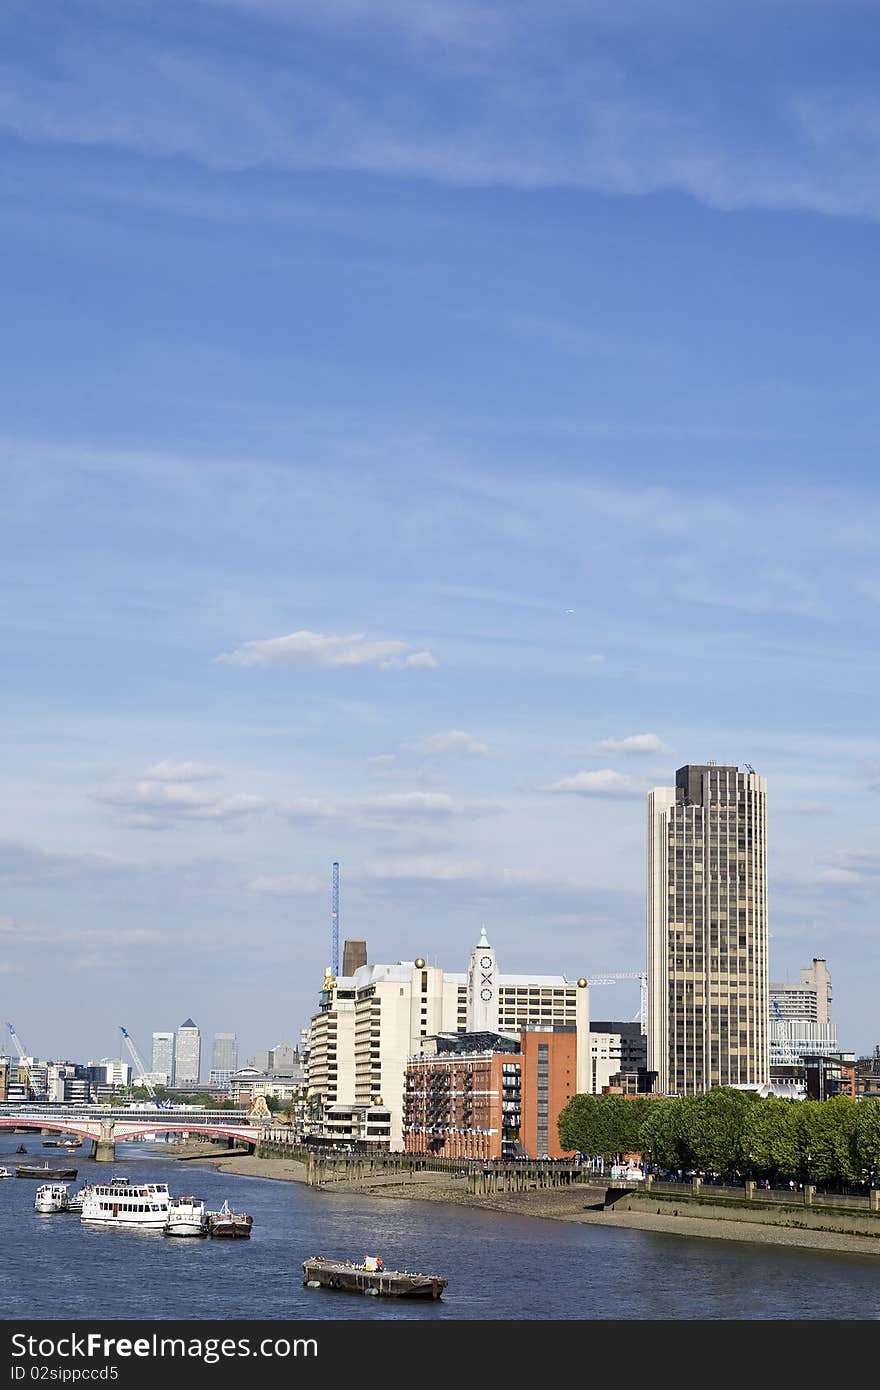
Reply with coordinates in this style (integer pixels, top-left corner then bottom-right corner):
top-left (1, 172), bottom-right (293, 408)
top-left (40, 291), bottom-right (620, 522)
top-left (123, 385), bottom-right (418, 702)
top-left (331, 861), bottom-right (340, 978)
top-left (119, 1026), bottom-right (173, 1108)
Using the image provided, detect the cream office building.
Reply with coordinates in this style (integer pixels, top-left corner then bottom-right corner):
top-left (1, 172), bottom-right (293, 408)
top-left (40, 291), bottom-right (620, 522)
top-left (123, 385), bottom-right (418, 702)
top-left (305, 930), bottom-right (590, 1151)
top-left (647, 763), bottom-right (769, 1096)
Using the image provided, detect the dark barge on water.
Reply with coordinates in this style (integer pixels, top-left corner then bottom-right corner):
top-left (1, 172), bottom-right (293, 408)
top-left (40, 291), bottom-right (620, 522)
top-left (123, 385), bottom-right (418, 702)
top-left (302, 1256), bottom-right (447, 1300)
top-left (16, 1163), bottom-right (78, 1179)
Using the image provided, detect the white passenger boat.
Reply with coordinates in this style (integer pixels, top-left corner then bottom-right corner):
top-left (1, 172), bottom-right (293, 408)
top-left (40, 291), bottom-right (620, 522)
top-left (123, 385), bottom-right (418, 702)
top-left (80, 1177), bottom-right (171, 1228)
top-left (164, 1195), bottom-right (208, 1237)
top-left (34, 1182), bottom-right (72, 1213)
top-left (0, 1167), bottom-right (12, 1179)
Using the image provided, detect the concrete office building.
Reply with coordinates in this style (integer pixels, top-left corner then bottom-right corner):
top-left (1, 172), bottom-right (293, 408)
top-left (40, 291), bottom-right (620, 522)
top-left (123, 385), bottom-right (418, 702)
top-left (252, 1042), bottom-right (300, 1075)
top-left (305, 929), bottom-right (590, 1151)
top-left (211, 1033), bottom-right (238, 1074)
top-left (175, 1019), bottom-right (201, 1086)
top-left (86, 1059), bottom-right (131, 1089)
top-left (589, 1022), bottom-right (648, 1094)
top-left (342, 940), bottom-right (367, 975)
top-left (151, 1032), bottom-right (175, 1087)
top-left (769, 958), bottom-right (837, 1067)
top-left (770, 958), bottom-right (833, 1025)
top-left (648, 763), bottom-right (769, 1095)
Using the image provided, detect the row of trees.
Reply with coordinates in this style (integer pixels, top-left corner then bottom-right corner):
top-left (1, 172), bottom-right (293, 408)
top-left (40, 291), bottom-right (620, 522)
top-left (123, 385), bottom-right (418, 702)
top-left (557, 1088), bottom-right (880, 1186)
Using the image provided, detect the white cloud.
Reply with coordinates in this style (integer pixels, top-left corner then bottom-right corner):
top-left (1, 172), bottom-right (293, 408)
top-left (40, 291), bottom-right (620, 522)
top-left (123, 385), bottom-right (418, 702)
top-left (365, 855), bottom-right (563, 886)
top-left (142, 760), bottom-right (222, 782)
top-left (411, 729), bottom-right (491, 756)
top-left (280, 791), bottom-right (494, 823)
top-left (545, 768), bottom-right (641, 797)
top-left (816, 867), bottom-right (863, 885)
top-left (595, 733), bottom-right (666, 754)
top-left (249, 873), bottom-right (323, 894)
top-left (215, 629), bottom-right (437, 671)
top-left (97, 774), bottom-right (269, 827)
top-left (367, 792), bottom-right (463, 816)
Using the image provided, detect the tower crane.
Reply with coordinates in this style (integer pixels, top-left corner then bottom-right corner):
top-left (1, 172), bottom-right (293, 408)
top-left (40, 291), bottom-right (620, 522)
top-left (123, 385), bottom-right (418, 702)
top-left (6, 1021), bottom-right (36, 1098)
top-left (331, 861), bottom-right (340, 979)
top-left (585, 973), bottom-right (648, 1033)
top-left (119, 1026), bottom-right (172, 1108)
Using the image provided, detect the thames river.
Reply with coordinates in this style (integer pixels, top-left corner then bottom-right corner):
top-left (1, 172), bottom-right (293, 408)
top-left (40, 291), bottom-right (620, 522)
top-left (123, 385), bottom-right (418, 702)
top-left (2, 1135), bottom-right (878, 1320)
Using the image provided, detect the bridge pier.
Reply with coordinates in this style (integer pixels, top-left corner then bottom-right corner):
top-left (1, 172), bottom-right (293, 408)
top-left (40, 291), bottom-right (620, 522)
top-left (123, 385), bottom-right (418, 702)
top-left (92, 1120), bottom-right (116, 1162)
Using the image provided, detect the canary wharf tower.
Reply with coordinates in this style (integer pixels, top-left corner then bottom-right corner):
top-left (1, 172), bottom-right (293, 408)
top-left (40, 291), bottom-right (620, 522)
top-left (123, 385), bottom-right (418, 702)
top-left (647, 764), bottom-right (768, 1096)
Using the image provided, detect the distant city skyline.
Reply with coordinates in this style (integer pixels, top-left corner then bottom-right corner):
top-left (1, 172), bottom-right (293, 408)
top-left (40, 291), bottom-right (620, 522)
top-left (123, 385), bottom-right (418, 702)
top-left (2, 2), bottom-right (880, 1059)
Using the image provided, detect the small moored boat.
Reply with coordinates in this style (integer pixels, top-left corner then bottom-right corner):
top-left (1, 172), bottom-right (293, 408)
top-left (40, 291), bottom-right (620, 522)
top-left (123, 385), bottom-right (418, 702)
top-left (302, 1255), bottom-right (447, 1299)
top-left (34, 1182), bottom-right (72, 1214)
top-left (164, 1196), bottom-right (208, 1237)
top-left (206, 1200), bottom-right (252, 1238)
top-left (0, 1167), bottom-right (13, 1179)
top-left (16, 1163), bottom-right (78, 1179)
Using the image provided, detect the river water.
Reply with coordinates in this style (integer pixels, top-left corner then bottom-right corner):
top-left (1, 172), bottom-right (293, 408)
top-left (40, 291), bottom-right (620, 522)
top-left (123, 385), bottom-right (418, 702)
top-left (2, 1135), bottom-right (878, 1320)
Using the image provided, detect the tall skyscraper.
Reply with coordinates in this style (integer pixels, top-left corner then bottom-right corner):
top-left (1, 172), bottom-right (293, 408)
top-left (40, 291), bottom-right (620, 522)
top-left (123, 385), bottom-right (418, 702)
top-left (175, 1019), bottom-right (201, 1085)
top-left (151, 1031), bottom-right (175, 1086)
top-left (211, 1033), bottom-right (238, 1073)
top-left (647, 763), bottom-right (768, 1095)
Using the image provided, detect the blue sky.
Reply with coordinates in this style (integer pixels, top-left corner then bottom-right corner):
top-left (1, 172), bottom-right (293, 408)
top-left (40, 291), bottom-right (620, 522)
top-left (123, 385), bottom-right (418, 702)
top-left (2, 0), bottom-right (880, 1067)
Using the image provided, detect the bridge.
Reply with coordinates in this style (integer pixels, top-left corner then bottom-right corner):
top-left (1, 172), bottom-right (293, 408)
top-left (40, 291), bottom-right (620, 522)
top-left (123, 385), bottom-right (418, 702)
top-left (0, 1107), bottom-right (260, 1161)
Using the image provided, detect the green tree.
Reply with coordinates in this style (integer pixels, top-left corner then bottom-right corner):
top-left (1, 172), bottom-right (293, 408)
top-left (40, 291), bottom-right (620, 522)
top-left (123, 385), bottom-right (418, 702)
top-left (854, 1099), bottom-right (880, 1184)
top-left (685, 1087), bottom-right (756, 1176)
top-left (638, 1098), bottom-right (691, 1170)
top-left (792, 1100), bottom-right (851, 1184)
top-left (557, 1094), bottom-right (653, 1159)
top-left (742, 1094), bottom-right (796, 1178)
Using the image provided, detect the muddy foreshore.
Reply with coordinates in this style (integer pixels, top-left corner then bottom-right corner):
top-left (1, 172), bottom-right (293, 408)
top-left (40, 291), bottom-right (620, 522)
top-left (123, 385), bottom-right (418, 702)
top-left (161, 1143), bottom-right (880, 1259)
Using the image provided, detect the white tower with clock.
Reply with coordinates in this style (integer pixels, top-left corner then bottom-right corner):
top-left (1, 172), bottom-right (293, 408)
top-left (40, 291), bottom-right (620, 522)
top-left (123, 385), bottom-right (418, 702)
top-left (466, 926), bottom-right (499, 1034)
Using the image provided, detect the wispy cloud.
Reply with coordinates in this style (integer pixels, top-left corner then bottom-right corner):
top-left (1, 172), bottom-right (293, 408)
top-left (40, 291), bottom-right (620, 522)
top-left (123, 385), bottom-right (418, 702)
top-left (142, 760), bottom-right (222, 782)
top-left (544, 768), bottom-right (642, 798)
top-left (5, 12), bottom-right (880, 221)
top-left (408, 729), bottom-right (491, 756)
top-left (816, 848), bottom-right (880, 885)
top-left (249, 873), bottom-right (323, 894)
top-left (280, 791), bottom-right (497, 824)
top-left (204, 0), bottom-right (505, 46)
top-left (365, 854), bottom-right (578, 888)
top-left (96, 772), bottom-right (269, 828)
top-left (215, 629), bottom-right (437, 670)
top-left (595, 733), bottom-right (666, 755)
top-left (0, 840), bottom-right (132, 885)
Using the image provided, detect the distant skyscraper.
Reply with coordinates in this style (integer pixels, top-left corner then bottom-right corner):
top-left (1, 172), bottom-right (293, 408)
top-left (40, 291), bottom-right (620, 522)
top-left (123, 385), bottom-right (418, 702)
top-left (211, 1033), bottom-right (238, 1074)
top-left (175, 1019), bottom-right (201, 1085)
top-left (151, 1031), bottom-right (175, 1086)
top-left (647, 764), bottom-right (769, 1095)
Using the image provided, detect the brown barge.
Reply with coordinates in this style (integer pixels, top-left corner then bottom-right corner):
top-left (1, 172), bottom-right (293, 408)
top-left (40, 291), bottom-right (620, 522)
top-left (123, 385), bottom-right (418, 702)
top-left (302, 1256), bottom-right (447, 1299)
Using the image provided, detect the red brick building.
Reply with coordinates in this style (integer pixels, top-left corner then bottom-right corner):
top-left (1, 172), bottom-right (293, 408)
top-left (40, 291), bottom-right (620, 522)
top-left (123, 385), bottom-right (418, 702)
top-left (404, 1030), bottom-right (577, 1160)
